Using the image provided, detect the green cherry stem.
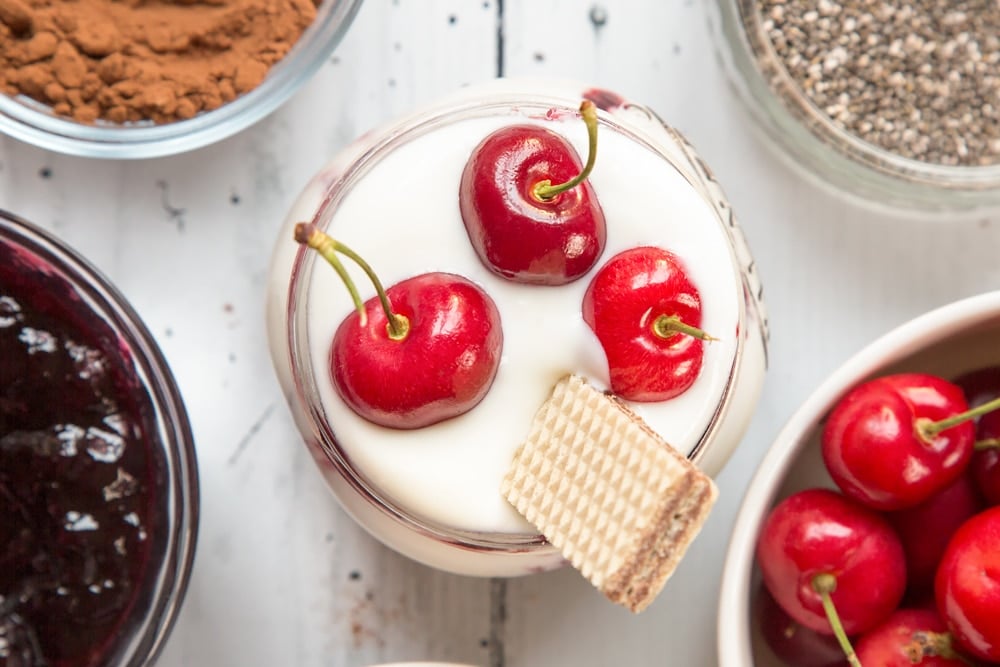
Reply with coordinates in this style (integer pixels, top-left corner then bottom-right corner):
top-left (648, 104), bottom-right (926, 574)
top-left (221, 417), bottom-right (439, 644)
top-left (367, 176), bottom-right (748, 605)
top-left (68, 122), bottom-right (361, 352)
top-left (811, 574), bottom-right (862, 667)
top-left (975, 438), bottom-right (1000, 451)
top-left (294, 223), bottom-right (409, 340)
top-left (294, 223), bottom-right (364, 322)
top-left (651, 314), bottom-right (716, 342)
top-left (533, 100), bottom-right (599, 201)
top-left (918, 395), bottom-right (1000, 440)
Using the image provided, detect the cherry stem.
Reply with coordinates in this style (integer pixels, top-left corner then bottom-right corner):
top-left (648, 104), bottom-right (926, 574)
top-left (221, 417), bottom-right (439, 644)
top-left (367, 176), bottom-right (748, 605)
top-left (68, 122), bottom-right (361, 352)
top-left (533, 100), bottom-right (599, 201)
top-left (651, 314), bottom-right (716, 342)
top-left (974, 438), bottom-right (1000, 451)
top-left (293, 223), bottom-right (408, 340)
top-left (811, 573), bottom-right (862, 667)
top-left (919, 395), bottom-right (1000, 439)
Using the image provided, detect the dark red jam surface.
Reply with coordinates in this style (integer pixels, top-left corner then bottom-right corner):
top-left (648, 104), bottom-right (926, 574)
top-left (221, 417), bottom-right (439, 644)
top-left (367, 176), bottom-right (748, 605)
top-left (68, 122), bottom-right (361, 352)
top-left (1, 240), bottom-right (165, 666)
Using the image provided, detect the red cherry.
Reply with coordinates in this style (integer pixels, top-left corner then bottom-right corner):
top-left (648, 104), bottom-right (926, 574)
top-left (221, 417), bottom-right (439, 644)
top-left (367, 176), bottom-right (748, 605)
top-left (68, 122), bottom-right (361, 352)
top-left (296, 224), bottom-right (502, 429)
top-left (935, 505), bottom-right (1000, 662)
top-left (972, 409), bottom-right (1000, 506)
top-left (854, 608), bottom-right (970, 666)
top-left (756, 489), bottom-right (906, 641)
top-left (459, 100), bottom-right (606, 285)
top-left (331, 273), bottom-right (502, 429)
top-left (754, 584), bottom-right (849, 667)
top-left (954, 365), bottom-right (1000, 410)
top-left (887, 472), bottom-right (984, 593)
top-left (953, 366), bottom-right (1000, 506)
top-left (582, 246), bottom-right (712, 402)
top-left (821, 373), bottom-right (978, 510)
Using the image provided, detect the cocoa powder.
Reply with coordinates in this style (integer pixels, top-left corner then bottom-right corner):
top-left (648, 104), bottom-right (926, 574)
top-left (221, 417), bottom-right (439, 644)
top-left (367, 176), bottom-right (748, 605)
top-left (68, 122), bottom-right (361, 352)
top-left (0, 0), bottom-right (318, 124)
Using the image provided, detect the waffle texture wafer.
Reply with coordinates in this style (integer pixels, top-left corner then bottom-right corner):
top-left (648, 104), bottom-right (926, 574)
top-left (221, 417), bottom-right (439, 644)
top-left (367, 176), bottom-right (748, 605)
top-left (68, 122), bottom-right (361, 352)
top-left (501, 374), bottom-right (718, 613)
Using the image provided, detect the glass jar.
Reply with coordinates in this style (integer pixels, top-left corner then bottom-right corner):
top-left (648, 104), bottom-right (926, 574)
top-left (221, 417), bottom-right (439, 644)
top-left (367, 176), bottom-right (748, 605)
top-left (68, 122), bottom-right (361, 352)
top-left (265, 78), bottom-right (769, 576)
top-left (707, 0), bottom-right (1000, 218)
top-left (0, 210), bottom-right (198, 665)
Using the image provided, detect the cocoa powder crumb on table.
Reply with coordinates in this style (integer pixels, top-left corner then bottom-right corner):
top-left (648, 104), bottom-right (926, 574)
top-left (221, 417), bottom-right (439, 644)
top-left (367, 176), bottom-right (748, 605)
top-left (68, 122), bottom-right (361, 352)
top-left (0, 0), bottom-right (319, 124)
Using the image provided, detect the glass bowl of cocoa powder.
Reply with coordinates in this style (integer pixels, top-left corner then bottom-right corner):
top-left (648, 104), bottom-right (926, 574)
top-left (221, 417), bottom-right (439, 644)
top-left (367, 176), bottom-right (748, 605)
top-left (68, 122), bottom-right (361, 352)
top-left (707, 0), bottom-right (1000, 218)
top-left (0, 0), bottom-right (363, 158)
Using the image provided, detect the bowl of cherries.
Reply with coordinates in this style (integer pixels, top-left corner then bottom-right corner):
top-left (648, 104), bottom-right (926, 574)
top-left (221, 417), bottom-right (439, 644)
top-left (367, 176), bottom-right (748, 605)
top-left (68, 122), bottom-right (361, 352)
top-left (718, 290), bottom-right (1000, 666)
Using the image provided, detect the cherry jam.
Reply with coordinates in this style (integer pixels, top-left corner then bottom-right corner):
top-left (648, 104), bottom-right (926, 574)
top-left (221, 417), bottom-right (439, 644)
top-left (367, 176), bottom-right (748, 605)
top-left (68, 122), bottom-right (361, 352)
top-left (1, 236), bottom-right (167, 666)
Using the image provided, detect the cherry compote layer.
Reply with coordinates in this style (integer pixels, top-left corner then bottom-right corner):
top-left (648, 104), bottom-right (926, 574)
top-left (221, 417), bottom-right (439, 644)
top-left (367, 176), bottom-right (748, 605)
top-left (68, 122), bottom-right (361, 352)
top-left (1, 240), bottom-right (164, 666)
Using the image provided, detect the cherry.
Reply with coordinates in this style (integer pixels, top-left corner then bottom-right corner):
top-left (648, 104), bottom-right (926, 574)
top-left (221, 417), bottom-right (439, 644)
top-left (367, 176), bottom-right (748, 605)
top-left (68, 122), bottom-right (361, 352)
top-left (953, 365), bottom-right (1000, 505)
top-left (459, 100), bottom-right (606, 285)
top-left (820, 373), bottom-right (1000, 511)
top-left (972, 409), bottom-right (1000, 506)
top-left (935, 505), bottom-right (1000, 662)
top-left (754, 584), bottom-right (849, 667)
top-left (887, 472), bottom-right (984, 593)
top-left (581, 246), bottom-right (712, 402)
top-left (953, 365), bottom-right (1000, 411)
top-left (854, 608), bottom-right (971, 666)
top-left (756, 488), bottom-right (906, 658)
top-left (295, 223), bottom-right (503, 429)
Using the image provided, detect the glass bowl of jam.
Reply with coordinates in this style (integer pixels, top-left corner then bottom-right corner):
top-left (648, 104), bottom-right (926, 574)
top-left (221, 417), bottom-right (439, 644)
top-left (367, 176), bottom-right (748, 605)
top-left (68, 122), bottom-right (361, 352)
top-left (0, 210), bottom-right (198, 665)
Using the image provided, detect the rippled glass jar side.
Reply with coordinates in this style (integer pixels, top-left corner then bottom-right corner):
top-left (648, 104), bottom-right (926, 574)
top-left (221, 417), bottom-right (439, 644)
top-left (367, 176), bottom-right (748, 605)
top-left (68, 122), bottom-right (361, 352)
top-left (266, 81), bottom-right (768, 577)
top-left (0, 210), bottom-right (199, 665)
top-left (707, 0), bottom-right (1000, 218)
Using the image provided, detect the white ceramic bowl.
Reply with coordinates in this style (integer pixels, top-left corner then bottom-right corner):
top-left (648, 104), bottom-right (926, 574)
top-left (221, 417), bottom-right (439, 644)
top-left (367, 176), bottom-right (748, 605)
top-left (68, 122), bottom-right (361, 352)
top-left (717, 290), bottom-right (1000, 666)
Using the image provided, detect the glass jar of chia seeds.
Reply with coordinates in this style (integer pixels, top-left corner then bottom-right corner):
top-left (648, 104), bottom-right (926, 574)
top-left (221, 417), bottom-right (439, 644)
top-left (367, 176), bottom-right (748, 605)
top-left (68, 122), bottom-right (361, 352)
top-left (707, 0), bottom-right (1000, 218)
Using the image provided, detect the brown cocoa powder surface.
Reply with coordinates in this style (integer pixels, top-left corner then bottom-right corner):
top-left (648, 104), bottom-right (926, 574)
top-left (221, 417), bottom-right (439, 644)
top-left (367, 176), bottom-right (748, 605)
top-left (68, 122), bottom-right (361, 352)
top-left (0, 0), bottom-right (318, 124)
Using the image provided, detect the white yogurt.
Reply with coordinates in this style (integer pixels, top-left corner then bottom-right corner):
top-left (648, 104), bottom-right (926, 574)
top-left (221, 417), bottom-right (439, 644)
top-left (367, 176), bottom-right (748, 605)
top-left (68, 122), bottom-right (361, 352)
top-left (267, 79), bottom-right (768, 575)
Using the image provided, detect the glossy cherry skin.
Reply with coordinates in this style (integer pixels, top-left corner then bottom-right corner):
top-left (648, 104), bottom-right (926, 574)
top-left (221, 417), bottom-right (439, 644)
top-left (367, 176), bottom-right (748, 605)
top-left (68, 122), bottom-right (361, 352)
top-left (888, 472), bottom-right (984, 593)
top-left (821, 373), bottom-right (976, 511)
top-left (972, 409), bottom-right (1000, 506)
top-left (754, 584), bottom-right (848, 667)
top-left (756, 488), bottom-right (907, 637)
top-left (855, 609), bottom-right (969, 666)
top-left (330, 273), bottom-right (502, 429)
top-left (459, 124), bottom-right (606, 285)
top-left (935, 505), bottom-right (1000, 662)
top-left (582, 246), bottom-right (705, 402)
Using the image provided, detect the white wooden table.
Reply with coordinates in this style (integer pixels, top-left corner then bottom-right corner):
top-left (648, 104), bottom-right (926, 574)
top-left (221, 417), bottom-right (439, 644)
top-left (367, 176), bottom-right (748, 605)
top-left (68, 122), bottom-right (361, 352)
top-left (2, 2), bottom-right (999, 665)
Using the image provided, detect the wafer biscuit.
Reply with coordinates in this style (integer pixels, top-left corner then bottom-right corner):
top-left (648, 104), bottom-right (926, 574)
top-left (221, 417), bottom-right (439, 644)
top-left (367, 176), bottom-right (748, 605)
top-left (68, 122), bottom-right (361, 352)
top-left (501, 374), bottom-right (718, 612)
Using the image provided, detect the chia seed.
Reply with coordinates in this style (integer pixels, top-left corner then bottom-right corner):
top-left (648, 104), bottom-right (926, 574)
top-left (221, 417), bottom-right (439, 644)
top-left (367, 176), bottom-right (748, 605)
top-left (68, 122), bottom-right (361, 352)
top-left (743, 0), bottom-right (1000, 166)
